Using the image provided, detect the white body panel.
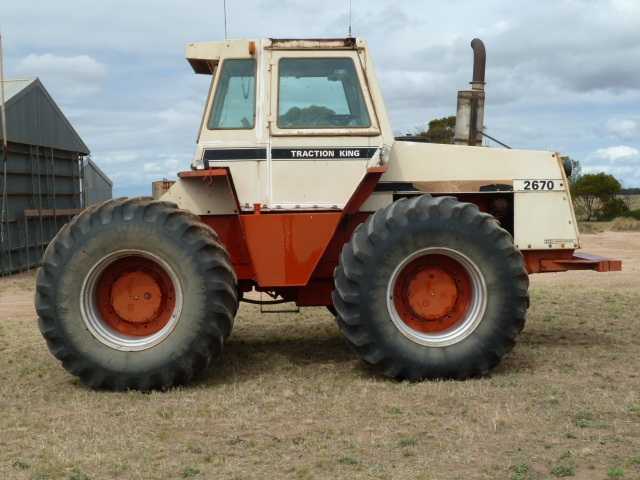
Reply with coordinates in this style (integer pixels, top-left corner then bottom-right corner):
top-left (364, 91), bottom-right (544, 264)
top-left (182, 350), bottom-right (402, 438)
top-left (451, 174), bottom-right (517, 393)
top-left (514, 191), bottom-right (577, 250)
top-left (270, 159), bottom-right (368, 208)
top-left (162, 175), bottom-right (237, 215)
top-left (383, 142), bottom-right (578, 249)
top-left (386, 142), bottom-right (563, 181)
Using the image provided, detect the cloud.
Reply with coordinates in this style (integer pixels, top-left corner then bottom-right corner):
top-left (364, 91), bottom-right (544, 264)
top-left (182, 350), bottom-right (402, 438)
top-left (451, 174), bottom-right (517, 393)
top-left (594, 145), bottom-right (640, 162)
top-left (16, 53), bottom-right (106, 80)
top-left (14, 53), bottom-right (107, 99)
top-left (606, 119), bottom-right (640, 140)
top-left (584, 145), bottom-right (640, 187)
top-left (611, 0), bottom-right (640, 15)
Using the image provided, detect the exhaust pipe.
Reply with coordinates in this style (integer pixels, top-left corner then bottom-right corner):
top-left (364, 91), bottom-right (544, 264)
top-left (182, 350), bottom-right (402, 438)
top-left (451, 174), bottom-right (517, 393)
top-left (471, 38), bottom-right (486, 89)
top-left (454, 38), bottom-right (486, 146)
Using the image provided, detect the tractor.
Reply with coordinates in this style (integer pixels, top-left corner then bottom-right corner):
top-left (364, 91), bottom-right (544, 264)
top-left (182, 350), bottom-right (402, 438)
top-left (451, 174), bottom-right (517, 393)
top-left (35, 37), bottom-right (621, 390)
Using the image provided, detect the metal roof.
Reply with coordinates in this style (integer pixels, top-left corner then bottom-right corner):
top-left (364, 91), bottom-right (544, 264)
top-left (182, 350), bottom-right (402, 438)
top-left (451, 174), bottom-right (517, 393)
top-left (0, 78), bottom-right (90, 154)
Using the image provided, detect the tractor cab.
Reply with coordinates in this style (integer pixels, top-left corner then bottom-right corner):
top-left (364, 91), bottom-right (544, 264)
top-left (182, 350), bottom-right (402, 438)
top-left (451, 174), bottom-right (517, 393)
top-left (186, 38), bottom-right (391, 210)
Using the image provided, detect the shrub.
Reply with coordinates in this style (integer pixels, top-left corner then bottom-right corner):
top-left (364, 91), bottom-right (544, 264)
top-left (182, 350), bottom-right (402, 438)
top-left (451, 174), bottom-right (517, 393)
top-left (598, 198), bottom-right (629, 220)
top-left (623, 209), bottom-right (640, 220)
top-left (572, 173), bottom-right (622, 221)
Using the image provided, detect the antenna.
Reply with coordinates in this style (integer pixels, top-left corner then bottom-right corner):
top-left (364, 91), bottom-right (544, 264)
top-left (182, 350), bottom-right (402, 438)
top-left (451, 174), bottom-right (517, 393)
top-left (348, 0), bottom-right (352, 37)
top-left (223, 0), bottom-right (228, 40)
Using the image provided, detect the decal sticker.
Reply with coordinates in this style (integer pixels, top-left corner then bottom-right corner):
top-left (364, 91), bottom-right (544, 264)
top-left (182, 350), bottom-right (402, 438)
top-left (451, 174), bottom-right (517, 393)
top-left (202, 147), bottom-right (379, 166)
top-left (271, 147), bottom-right (378, 160)
top-left (514, 179), bottom-right (564, 192)
top-left (544, 238), bottom-right (577, 247)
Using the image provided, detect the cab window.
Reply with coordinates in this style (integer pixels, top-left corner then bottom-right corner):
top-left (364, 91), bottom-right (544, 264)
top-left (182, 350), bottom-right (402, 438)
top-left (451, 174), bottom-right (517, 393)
top-left (208, 59), bottom-right (256, 129)
top-left (277, 58), bottom-right (371, 129)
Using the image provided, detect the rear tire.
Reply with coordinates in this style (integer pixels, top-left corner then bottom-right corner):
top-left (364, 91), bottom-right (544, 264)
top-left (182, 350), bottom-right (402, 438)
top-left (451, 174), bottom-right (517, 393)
top-left (332, 195), bottom-right (529, 380)
top-left (35, 198), bottom-right (238, 390)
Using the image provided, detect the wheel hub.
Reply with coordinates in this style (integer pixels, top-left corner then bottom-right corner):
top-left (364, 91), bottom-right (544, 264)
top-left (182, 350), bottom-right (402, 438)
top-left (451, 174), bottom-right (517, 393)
top-left (110, 271), bottom-right (163, 323)
top-left (406, 267), bottom-right (459, 320)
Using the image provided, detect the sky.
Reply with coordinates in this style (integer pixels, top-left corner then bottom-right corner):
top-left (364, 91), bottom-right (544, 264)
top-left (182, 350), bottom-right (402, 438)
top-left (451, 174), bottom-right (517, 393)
top-left (1, 0), bottom-right (639, 196)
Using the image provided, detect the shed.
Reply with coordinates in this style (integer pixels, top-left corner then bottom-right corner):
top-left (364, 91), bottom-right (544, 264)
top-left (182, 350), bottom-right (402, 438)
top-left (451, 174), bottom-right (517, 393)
top-left (84, 158), bottom-right (113, 206)
top-left (0, 78), bottom-right (109, 274)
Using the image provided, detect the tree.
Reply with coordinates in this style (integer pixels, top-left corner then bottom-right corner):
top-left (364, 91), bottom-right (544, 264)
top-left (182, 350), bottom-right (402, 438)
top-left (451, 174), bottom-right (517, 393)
top-left (572, 172), bottom-right (623, 221)
top-left (567, 158), bottom-right (582, 189)
top-left (403, 116), bottom-right (456, 144)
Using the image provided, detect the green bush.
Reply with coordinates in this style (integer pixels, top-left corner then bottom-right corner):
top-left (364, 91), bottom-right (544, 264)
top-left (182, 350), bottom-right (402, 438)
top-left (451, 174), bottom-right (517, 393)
top-left (572, 172), bottom-right (622, 221)
top-left (599, 198), bottom-right (629, 220)
top-left (623, 209), bottom-right (640, 220)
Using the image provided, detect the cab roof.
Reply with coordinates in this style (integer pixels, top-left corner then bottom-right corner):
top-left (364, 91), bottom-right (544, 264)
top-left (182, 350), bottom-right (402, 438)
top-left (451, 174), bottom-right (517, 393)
top-left (186, 37), bottom-right (365, 74)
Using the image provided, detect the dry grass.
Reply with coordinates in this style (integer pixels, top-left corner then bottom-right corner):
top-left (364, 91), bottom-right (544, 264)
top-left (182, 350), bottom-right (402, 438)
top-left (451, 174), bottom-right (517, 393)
top-left (621, 194), bottom-right (640, 211)
top-left (610, 217), bottom-right (640, 232)
top-left (1, 233), bottom-right (639, 480)
top-left (578, 222), bottom-right (610, 234)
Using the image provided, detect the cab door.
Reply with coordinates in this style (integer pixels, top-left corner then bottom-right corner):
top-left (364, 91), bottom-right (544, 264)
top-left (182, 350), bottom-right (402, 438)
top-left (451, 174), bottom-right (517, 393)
top-left (196, 52), bottom-right (269, 210)
top-left (266, 48), bottom-right (383, 209)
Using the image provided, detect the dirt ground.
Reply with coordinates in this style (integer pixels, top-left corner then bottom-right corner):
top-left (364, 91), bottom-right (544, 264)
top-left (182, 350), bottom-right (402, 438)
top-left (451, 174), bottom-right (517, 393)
top-left (0, 232), bottom-right (638, 480)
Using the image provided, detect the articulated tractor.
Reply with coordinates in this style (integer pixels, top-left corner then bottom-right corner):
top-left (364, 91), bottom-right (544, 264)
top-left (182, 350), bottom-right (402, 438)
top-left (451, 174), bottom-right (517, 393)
top-left (36, 37), bottom-right (621, 390)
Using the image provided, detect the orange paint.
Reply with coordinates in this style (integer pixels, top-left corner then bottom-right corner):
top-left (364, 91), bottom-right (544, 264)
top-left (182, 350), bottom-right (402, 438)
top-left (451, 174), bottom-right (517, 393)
top-left (195, 167), bottom-right (384, 291)
top-left (96, 256), bottom-right (176, 337)
top-left (406, 267), bottom-right (458, 320)
top-left (178, 168), bottom-right (228, 178)
top-left (523, 250), bottom-right (622, 273)
top-left (201, 215), bottom-right (255, 279)
top-left (393, 254), bottom-right (472, 334)
top-left (110, 271), bottom-right (163, 323)
top-left (240, 212), bottom-right (342, 287)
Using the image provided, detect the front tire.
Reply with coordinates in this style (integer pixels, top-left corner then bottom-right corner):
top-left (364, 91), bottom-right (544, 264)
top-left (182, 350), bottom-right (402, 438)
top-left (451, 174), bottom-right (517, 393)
top-left (332, 195), bottom-right (529, 380)
top-left (35, 198), bottom-right (238, 390)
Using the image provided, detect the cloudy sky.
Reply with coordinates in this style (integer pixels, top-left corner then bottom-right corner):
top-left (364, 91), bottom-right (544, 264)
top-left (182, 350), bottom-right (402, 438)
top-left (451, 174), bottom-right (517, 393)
top-left (2, 0), bottom-right (639, 195)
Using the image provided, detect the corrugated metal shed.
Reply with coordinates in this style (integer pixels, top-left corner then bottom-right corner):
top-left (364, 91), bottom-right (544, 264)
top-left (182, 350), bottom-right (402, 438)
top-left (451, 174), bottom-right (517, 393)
top-left (0, 78), bottom-right (110, 275)
top-left (84, 158), bottom-right (113, 206)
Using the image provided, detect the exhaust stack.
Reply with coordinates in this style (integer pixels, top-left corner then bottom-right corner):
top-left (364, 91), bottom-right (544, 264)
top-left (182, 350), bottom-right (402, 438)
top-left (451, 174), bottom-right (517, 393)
top-left (454, 38), bottom-right (486, 146)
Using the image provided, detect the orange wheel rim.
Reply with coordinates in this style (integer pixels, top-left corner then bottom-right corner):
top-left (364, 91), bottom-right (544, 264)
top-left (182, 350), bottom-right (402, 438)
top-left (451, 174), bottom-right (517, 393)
top-left (393, 254), bottom-right (472, 334)
top-left (95, 256), bottom-right (176, 337)
top-left (387, 248), bottom-right (487, 347)
top-left (80, 250), bottom-right (182, 351)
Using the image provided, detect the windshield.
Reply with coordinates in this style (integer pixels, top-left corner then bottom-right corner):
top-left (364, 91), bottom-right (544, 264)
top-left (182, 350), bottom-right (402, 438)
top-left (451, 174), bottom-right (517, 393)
top-left (277, 58), bottom-right (371, 129)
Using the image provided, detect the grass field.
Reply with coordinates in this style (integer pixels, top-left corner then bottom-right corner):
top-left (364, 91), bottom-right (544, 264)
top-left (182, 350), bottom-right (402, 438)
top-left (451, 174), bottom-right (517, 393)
top-left (622, 194), bottom-right (640, 211)
top-left (1, 232), bottom-right (639, 480)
